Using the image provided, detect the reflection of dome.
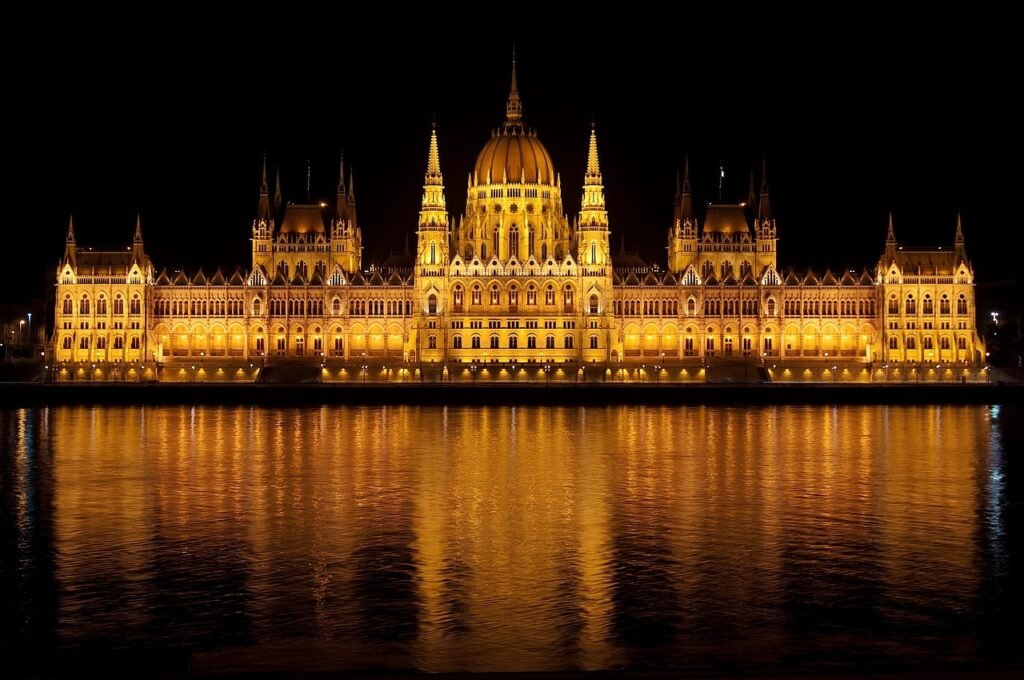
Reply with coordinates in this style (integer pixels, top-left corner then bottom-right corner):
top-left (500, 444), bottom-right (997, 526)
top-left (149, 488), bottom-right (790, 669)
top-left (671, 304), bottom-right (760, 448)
top-left (474, 129), bottom-right (555, 185)
top-left (702, 204), bottom-right (750, 235)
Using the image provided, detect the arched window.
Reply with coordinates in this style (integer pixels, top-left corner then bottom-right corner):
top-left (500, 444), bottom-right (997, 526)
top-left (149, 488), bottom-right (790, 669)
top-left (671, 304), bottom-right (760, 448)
top-left (541, 243), bottom-right (548, 261)
top-left (130, 296), bottom-right (141, 315)
top-left (428, 335), bottom-right (437, 349)
top-left (906, 336), bottom-right (917, 350)
top-left (940, 296), bottom-right (950, 315)
top-left (527, 335), bottom-right (537, 349)
top-left (509, 335), bottom-right (518, 349)
top-left (427, 294), bottom-right (437, 314)
top-left (453, 285), bottom-right (464, 308)
top-left (923, 295), bottom-right (933, 315)
top-left (493, 226), bottom-right (500, 259)
top-left (545, 285), bottom-right (555, 305)
top-left (957, 295), bottom-right (968, 315)
top-left (80, 296), bottom-right (90, 315)
top-left (509, 286), bottom-right (518, 306)
top-left (453, 335), bottom-right (463, 349)
top-left (564, 336), bottom-right (574, 349)
top-left (471, 335), bottom-right (481, 349)
top-left (545, 335), bottom-right (555, 349)
top-left (527, 285), bottom-right (537, 305)
top-left (490, 285), bottom-right (500, 305)
top-left (80, 337), bottom-right (90, 349)
top-left (687, 297), bottom-right (696, 316)
top-left (114, 336), bottom-right (124, 349)
top-left (589, 294), bottom-right (599, 314)
top-left (889, 336), bottom-right (898, 349)
top-left (923, 336), bottom-right (933, 350)
top-left (480, 243), bottom-right (487, 260)
top-left (590, 335), bottom-right (598, 349)
top-left (332, 298), bottom-right (342, 315)
top-left (563, 285), bottom-right (574, 307)
top-left (957, 336), bottom-right (967, 350)
top-left (472, 285), bottom-right (482, 305)
top-left (905, 295), bottom-right (916, 315)
top-left (131, 337), bottom-right (141, 350)
top-left (113, 296), bottom-right (124, 315)
top-left (490, 335), bottom-right (499, 349)
top-left (940, 336), bottom-right (950, 350)
top-left (62, 296), bottom-right (73, 315)
top-left (509, 225), bottom-right (519, 258)
top-left (253, 298), bottom-right (262, 316)
top-left (430, 241), bottom-right (437, 264)
top-left (888, 296), bottom-right (899, 314)
top-left (96, 296), bottom-right (107, 315)
top-left (62, 336), bottom-right (72, 349)
top-left (590, 241), bottom-right (597, 264)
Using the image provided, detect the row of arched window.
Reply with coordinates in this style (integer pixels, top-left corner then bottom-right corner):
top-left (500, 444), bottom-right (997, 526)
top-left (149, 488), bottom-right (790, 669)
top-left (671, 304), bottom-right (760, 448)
top-left (450, 283), bottom-right (578, 310)
top-left (449, 334), bottom-right (588, 350)
top-left (889, 293), bottom-right (968, 316)
top-left (62, 335), bottom-right (142, 350)
top-left (63, 294), bottom-right (141, 316)
top-left (888, 336), bottom-right (967, 350)
top-left (614, 299), bottom-right (681, 316)
top-left (783, 299), bottom-right (876, 316)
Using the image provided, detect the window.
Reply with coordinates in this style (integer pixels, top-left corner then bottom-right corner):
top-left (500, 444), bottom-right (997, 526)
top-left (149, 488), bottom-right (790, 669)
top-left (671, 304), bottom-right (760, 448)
top-left (453, 286), bottom-right (464, 307)
top-left (767, 298), bottom-right (776, 316)
top-left (509, 335), bottom-right (518, 349)
top-left (527, 285), bottom-right (537, 305)
top-left (472, 286), bottom-right (482, 305)
top-left (940, 336), bottom-right (950, 350)
top-left (490, 285), bottom-right (500, 305)
top-left (545, 286), bottom-right (555, 305)
top-left (509, 225), bottom-right (519, 257)
top-left (888, 297), bottom-right (899, 314)
top-left (453, 335), bottom-right (463, 349)
top-left (546, 335), bottom-right (555, 349)
top-left (80, 337), bottom-right (90, 349)
top-left (430, 241), bottom-right (437, 264)
top-left (687, 298), bottom-right (696, 315)
top-left (428, 294), bottom-right (438, 314)
top-left (923, 296), bottom-right (934, 315)
top-left (589, 294), bottom-right (599, 314)
top-left (528, 335), bottom-right (537, 349)
top-left (905, 296), bottom-right (916, 315)
top-left (490, 335), bottom-right (499, 349)
top-left (113, 297), bottom-right (124, 315)
top-left (590, 241), bottom-right (597, 264)
top-left (940, 296), bottom-right (950, 315)
top-left (493, 227), bottom-right (500, 259)
top-left (253, 299), bottom-right (262, 315)
top-left (80, 296), bottom-right (90, 315)
top-left (957, 296), bottom-right (967, 315)
top-left (256, 337), bottom-right (265, 353)
top-left (62, 297), bottom-right (73, 314)
top-left (906, 337), bottom-right (917, 350)
top-left (471, 335), bottom-right (481, 349)
top-left (277, 337), bottom-right (286, 351)
top-left (889, 336), bottom-right (898, 349)
top-left (923, 336), bottom-right (933, 350)
top-left (96, 297), bottom-right (107, 315)
top-left (114, 336), bottom-right (123, 349)
top-left (958, 336), bottom-right (967, 350)
top-left (428, 335), bottom-right (437, 349)
top-left (706, 337), bottom-right (715, 351)
top-left (332, 298), bottom-right (342, 315)
top-left (62, 336), bottom-right (72, 349)
top-left (589, 335), bottom-right (598, 349)
top-left (564, 286), bottom-right (574, 307)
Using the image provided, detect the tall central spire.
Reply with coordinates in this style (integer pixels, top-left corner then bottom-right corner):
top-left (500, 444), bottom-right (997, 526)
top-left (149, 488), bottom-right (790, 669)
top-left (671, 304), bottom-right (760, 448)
top-left (585, 122), bottom-right (601, 180)
top-left (426, 122), bottom-right (443, 184)
top-left (505, 46), bottom-right (523, 128)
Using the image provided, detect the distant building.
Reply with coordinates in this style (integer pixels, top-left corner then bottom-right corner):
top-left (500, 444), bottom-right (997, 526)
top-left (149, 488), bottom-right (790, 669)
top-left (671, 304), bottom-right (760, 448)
top-left (49, 57), bottom-right (984, 382)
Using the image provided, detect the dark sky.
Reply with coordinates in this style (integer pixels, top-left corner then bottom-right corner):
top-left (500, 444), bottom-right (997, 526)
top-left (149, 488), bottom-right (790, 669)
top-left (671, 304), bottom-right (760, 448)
top-left (7, 15), bottom-right (1018, 308)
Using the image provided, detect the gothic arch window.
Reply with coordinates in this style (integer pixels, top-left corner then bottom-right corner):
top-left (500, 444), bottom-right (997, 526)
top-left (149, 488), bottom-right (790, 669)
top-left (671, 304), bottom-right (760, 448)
top-left (545, 285), bottom-right (555, 305)
top-left (923, 295), bottom-right (933, 315)
top-left (509, 334), bottom-right (519, 349)
top-left (430, 241), bottom-right (437, 264)
top-left (472, 285), bottom-right (482, 305)
top-left (428, 335), bottom-right (437, 349)
top-left (509, 285), bottom-right (518, 307)
top-left (453, 285), bottom-right (464, 308)
top-left (888, 295), bottom-right (899, 315)
top-left (563, 285), bottom-right (574, 307)
top-left (490, 285), bottom-right (500, 305)
top-left (427, 294), bottom-right (438, 314)
top-left (889, 336), bottom-right (899, 349)
top-left (96, 296), bottom-right (107, 315)
top-left (80, 295), bottom-right (90, 315)
top-left (589, 294), bottom-right (599, 314)
top-left (767, 297), bottom-right (776, 316)
top-left (906, 336), bottom-right (917, 350)
top-left (332, 298), bottom-right (342, 315)
top-left (471, 335), bottom-right (481, 349)
top-left (541, 243), bottom-right (548, 261)
top-left (590, 241), bottom-right (597, 265)
top-left (453, 335), bottom-right (463, 349)
top-left (253, 298), bottom-right (262, 316)
top-left (957, 295), bottom-right (967, 315)
top-left (905, 295), bottom-right (916, 315)
top-left (564, 335), bottom-right (574, 349)
top-left (509, 225), bottom-right (519, 258)
top-left (527, 284), bottom-right (537, 305)
top-left (590, 335), bottom-right (598, 349)
top-left (113, 296), bottom-right (124, 315)
top-left (481, 243), bottom-right (487, 260)
top-left (940, 295), bottom-right (950, 315)
top-left (62, 296), bottom-right (73, 315)
top-left (493, 226), bottom-right (500, 259)
top-left (687, 297), bottom-right (696, 316)
top-left (527, 335), bottom-right (537, 349)
top-left (545, 335), bottom-right (555, 349)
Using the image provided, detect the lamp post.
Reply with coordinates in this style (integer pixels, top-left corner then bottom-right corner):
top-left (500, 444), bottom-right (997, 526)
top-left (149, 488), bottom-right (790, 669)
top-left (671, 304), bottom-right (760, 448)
top-left (19, 320), bottom-right (25, 345)
top-left (544, 363), bottom-right (551, 385)
top-left (654, 364), bottom-right (661, 385)
top-left (470, 363), bottom-right (477, 384)
top-left (27, 313), bottom-right (32, 349)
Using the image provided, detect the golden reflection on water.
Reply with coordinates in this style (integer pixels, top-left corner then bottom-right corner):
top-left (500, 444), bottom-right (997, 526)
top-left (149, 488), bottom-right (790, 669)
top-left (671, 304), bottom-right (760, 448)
top-left (5, 404), bottom-right (1001, 672)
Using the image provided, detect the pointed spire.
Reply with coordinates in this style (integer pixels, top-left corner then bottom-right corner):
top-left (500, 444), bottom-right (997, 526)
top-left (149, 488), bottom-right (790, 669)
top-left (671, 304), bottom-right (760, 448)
top-left (258, 155), bottom-right (272, 221)
top-left (273, 166), bottom-right (282, 210)
top-left (134, 212), bottom-right (143, 243)
top-left (757, 158), bottom-right (771, 222)
top-left (347, 168), bottom-right (355, 203)
top-left (747, 169), bottom-right (756, 207)
top-left (337, 151), bottom-right (347, 196)
top-left (505, 45), bottom-right (523, 126)
top-left (680, 156), bottom-right (694, 221)
top-left (66, 214), bottom-right (75, 242)
top-left (425, 122), bottom-right (442, 182)
top-left (586, 122), bottom-right (601, 177)
top-left (955, 211), bottom-right (964, 244)
top-left (886, 211), bottom-right (896, 243)
top-left (336, 152), bottom-right (349, 222)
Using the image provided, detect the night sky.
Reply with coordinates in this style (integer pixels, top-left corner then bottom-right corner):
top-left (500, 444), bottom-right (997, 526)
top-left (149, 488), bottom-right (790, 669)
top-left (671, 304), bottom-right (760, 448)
top-left (7, 17), bottom-right (1018, 311)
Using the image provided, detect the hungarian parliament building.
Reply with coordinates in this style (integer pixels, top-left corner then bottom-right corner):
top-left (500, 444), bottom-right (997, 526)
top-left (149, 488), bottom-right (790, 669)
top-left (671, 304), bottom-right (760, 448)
top-left (50, 61), bottom-right (985, 383)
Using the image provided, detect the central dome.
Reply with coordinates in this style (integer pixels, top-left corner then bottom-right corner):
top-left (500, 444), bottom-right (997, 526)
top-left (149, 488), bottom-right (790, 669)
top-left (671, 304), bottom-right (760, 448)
top-left (474, 129), bottom-right (556, 186)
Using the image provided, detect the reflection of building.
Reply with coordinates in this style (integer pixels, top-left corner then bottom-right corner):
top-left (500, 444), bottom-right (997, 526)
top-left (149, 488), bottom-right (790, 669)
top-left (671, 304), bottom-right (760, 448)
top-left (49, 57), bottom-right (985, 382)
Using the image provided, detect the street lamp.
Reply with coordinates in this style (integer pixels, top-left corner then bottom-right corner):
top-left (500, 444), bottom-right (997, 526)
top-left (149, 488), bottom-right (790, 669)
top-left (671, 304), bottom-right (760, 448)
top-left (27, 313), bottom-right (32, 348)
top-left (544, 363), bottom-right (551, 385)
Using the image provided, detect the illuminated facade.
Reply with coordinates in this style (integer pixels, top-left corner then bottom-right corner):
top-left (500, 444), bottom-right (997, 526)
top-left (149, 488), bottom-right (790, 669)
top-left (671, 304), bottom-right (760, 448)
top-left (50, 58), bottom-right (985, 382)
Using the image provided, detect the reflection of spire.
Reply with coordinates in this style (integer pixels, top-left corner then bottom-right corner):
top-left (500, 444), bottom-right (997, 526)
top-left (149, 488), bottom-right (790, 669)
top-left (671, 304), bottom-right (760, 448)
top-left (505, 45), bottom-right (523, 127)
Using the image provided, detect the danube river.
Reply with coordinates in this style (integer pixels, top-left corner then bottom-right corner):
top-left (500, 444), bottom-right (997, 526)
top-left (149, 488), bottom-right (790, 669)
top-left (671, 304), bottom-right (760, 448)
top-left (2, 404), bottom-right (1021, 674)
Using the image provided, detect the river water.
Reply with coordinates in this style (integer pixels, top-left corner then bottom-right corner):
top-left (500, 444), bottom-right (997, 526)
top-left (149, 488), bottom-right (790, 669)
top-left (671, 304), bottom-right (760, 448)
top-left (2, 404), bottom-right (1021, 674)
